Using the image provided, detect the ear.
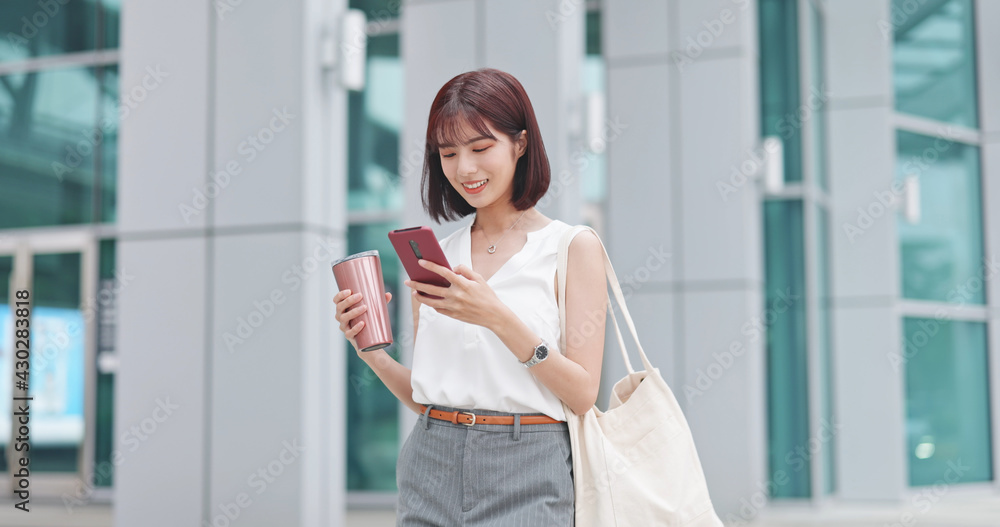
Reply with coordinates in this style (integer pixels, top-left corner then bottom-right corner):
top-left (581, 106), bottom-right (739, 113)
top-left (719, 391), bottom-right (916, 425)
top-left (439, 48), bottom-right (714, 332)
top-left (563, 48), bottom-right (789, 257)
top-left (515, 130), bottom-right (527, 160)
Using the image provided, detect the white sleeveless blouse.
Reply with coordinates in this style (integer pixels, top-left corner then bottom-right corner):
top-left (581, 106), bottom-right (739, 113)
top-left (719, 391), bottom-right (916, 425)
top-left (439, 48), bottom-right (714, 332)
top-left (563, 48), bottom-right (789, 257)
top-left (409, 217), bottom-right (574, 421)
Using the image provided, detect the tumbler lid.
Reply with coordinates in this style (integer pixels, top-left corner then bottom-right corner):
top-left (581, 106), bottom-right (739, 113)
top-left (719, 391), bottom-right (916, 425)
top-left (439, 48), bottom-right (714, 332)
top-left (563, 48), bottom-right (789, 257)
top-left (331, 249), bottom-right (379, 267)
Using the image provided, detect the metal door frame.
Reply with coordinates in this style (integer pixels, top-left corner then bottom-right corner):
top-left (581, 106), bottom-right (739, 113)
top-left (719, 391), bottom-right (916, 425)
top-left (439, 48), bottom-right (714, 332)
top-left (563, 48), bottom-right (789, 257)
top-left (0, 230), bottom-right (99, 499)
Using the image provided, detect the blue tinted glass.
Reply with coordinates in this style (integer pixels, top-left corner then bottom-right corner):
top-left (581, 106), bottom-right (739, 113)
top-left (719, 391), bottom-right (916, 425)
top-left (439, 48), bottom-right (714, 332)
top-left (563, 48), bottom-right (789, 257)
top-left (896, 130), bottom-right (984, 304)
top-left (0, 66), bottom-right (100, 227)
top-left (99, 64), bottom-right (118, 222)
top-left (892, 0), bottom-right (978, 128)
top-left (816, 204), bottom-right (835, 495)
top-left (903, 317), bottom-right (992, 486)
top-left (346, 221), bottom-right (402, 491)
top-left (808, 1), bottom-right (828, 190)
top-left (0, 0), bottom-right (99, 63)
top-left (759, 0), bottom-right (802, 183)
top-left (347, 33), bottom-right (403, 213)
top-left (102, 0), bottom-right (121, 49)
top-left (764, 199), bottom-right (811, 498)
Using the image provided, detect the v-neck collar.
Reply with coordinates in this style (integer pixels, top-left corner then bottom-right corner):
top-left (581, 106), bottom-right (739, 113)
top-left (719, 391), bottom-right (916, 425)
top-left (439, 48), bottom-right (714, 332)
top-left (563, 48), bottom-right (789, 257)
top-left (460, 218), bottom-right (561, 285)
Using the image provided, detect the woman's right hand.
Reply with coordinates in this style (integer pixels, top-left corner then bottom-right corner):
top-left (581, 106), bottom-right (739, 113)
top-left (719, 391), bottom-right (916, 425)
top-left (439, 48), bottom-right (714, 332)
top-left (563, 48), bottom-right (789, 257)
top-left (334, 288), bottom-right (392, 353)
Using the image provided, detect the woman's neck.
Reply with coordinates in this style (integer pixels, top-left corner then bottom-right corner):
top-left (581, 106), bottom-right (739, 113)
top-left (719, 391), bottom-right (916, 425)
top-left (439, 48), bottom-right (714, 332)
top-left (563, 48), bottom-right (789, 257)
top-left (473, 207), bottom-right (537, 237)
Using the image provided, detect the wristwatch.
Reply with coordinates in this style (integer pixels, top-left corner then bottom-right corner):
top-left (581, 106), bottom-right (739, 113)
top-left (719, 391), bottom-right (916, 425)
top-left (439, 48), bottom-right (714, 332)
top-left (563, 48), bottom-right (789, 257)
top-left (521, 340), bottom-right (550, 368)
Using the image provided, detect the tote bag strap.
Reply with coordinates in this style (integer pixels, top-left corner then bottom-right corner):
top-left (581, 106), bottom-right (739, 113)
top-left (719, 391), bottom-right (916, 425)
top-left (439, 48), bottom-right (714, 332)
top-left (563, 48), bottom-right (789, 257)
top-left (556, 225), bottom-right (654, 374)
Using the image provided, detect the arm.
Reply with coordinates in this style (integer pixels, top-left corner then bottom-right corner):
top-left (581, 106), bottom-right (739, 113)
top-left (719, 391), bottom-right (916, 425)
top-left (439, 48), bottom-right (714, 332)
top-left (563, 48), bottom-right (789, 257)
top-left (487, 229), bottom-right (608, 416)
top-left (354, 289), bottom-right (424, 415)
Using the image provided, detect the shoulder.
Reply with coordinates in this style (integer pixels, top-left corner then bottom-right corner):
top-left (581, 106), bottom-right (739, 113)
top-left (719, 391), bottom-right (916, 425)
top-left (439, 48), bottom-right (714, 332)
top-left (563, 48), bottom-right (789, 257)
top-left (567, 229), bottom-right (605, 280)
top-left (566, 227), bottom-right (603, 262)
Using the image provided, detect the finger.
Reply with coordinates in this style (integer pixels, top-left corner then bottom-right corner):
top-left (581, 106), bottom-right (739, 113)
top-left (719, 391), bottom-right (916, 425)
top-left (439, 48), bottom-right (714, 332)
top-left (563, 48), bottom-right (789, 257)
top-left (405, 278), bottom-right (449, 298)
top-left (417, 259), bottom-right (461, 284)
top-left (386, 291), bottom-right (392, 303)
top-left (346, 303), bottom-right (368, 320)
top-left (348, 319), bottom-right (365, 337)
top-left (334, 289), bottom-right (352, 302)
top-left (336, 292), bottom-right (363, 314)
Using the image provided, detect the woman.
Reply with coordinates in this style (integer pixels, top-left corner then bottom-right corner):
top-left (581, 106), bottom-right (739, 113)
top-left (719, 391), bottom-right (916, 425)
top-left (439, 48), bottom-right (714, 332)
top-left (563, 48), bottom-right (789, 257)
top-left (334, 67), bottom-right (607, 525)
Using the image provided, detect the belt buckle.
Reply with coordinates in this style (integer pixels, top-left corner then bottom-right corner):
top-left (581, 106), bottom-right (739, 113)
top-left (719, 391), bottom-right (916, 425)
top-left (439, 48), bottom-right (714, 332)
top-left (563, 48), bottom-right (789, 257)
top-left (459, 411), bottom-right (476, 426)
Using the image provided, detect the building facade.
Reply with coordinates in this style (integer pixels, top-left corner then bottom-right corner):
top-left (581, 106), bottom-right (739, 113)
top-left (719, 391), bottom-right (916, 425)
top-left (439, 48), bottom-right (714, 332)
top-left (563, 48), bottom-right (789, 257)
top-left (0, 0), bottom-right (997, 525)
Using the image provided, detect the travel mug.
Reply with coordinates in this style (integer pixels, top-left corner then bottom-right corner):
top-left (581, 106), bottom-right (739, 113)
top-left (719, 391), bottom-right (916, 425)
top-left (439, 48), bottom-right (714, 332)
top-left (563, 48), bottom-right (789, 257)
top-left (331, 250), bottom-right (393, 351)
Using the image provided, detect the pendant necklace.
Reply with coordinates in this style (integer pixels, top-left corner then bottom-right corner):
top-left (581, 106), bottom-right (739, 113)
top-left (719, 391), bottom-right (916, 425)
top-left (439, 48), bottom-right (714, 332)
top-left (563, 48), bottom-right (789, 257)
top-left (474, 210), bottom-right (528, 254)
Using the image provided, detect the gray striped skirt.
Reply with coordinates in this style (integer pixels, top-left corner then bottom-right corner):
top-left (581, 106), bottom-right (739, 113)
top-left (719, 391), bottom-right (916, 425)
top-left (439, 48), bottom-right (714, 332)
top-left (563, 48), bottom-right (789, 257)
top-left (395, 403), bottom-right (575, 526)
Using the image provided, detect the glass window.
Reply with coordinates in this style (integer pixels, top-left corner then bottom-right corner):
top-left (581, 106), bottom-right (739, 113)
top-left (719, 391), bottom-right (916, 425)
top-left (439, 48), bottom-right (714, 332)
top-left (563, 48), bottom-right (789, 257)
top-left (0, 65), bottom-right (102, 228)
top-left (759, 0), bottom-right (802, 183)
top-left (807, 0), bottom-right (828, 190)
top-left (903, 317), bottom-right (992, 486)
top-left (102, 0), bottom-right (121, 50)
top-left (896, 130), bottom-right (984, 305)
top-left (816, 204), bottom-right (835, 495)
top-left (347, 33), bottom-right (403, 214)
top-left (0, 255), bottom-right (12, 472)
top-left (892, 0), bottom-right (978, 128)
top-left (763, 199), bottom-right (811, 498)
top-left (346, 221), bottom-right (402, 491)
top-left (99, 64), bottom-right (118, 223)
top-left (349, 0), bottom-right (401, 22)
top-left (93, 238), bottom-right (116, 486)
top-left (0, 0), bottom-right (100, 63)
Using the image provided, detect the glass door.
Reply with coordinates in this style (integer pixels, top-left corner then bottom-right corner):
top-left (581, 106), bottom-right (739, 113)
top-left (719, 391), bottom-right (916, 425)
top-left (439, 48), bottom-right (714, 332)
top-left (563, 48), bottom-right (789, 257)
top-left (0, 233), bottom-right (98, 498)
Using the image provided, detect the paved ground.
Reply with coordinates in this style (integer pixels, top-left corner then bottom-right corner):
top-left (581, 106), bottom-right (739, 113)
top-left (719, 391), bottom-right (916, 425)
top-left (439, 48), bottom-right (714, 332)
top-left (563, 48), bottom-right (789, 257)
top-left (1, 493), bottom-right (998, 526)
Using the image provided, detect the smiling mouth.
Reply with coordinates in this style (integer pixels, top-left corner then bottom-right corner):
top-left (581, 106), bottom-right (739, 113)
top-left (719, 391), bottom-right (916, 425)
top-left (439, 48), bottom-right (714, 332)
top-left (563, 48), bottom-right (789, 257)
top-left (462, 179), bottom-right (488, 189)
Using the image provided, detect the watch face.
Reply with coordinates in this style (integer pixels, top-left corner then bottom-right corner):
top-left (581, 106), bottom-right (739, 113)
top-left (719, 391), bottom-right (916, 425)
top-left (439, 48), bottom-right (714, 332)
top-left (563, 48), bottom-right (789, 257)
top-left (536, 344), bottom-right (548, 360)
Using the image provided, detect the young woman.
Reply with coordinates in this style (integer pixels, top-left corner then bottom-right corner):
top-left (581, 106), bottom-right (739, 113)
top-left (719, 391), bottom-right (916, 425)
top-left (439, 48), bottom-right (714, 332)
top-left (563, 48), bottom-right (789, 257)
top-left (334, 67), bottom-right (607, 525)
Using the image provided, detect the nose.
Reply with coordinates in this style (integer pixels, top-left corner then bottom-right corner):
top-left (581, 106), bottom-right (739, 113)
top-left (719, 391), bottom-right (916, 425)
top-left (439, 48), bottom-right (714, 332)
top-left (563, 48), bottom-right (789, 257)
top-left (457, 152), bottom-right (477, 178)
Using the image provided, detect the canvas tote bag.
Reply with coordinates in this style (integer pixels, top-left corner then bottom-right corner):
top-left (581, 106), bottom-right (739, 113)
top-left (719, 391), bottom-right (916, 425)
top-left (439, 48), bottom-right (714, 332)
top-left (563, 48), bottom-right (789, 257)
top-left (556, 225), bottom-right (724, 527)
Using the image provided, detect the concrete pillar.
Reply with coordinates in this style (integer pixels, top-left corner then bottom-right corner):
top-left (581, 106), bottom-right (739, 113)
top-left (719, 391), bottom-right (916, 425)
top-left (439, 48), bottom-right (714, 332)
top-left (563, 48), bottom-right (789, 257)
top-left (115, 0), bottom-right (349, 525)
top-left (603, 0), bottom-right (766, 518)
top-left (825, 0), bottom-right (906, 501)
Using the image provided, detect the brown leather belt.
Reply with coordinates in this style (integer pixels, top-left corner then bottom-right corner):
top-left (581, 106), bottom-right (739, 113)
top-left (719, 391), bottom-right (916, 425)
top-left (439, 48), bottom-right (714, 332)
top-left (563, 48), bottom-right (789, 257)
top-left (418, 404), bottom-right (565, 426)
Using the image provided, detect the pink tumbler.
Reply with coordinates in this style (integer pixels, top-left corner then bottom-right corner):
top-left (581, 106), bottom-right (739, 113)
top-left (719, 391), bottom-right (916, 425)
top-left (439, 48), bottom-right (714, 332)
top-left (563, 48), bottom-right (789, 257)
top-left (331, 250), bottom-right (393, 351)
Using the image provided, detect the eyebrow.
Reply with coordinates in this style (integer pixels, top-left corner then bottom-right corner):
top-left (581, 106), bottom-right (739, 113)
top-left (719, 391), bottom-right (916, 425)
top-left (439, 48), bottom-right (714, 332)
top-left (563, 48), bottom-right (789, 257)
top-left (438, 135), bottom-right (493, 148)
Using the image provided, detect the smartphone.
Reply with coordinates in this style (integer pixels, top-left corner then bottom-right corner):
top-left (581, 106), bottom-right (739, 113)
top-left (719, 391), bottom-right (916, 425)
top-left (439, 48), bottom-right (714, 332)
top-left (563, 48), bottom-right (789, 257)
top-left (388, 226), bottom-right (452, 300)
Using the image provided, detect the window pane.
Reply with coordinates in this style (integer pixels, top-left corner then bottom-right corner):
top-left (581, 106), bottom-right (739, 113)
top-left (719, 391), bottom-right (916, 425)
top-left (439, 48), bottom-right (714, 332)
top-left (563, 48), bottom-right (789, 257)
top-left (346, 221), bottom-right (402, 491)
top-left (808, 0), bottom-right (828, 191)
top-left (892, 0), bottom-right (978, 128)
top-left (759, 0), bottom-right (802, 183)
top-left (349, 0), bottom-right (401, 22)
top-left (896, 130), bottom-right (984, 304)
top-left (102, 0), bottom-right (121, 49)
top-left (0, 255), bottom-right (12, 472)
top-left (0, 0), bottom-right (99, 63)
top-left (99, 64), bottom-right (118, 222)
top-left (816, 204), bottom-right (835, 495)
top-left (347, 33), bottom-right (403, 214)
top-left (0, 66), bottom-right (100, 228)
top-left (94, 238), bottom-right (116, 486)
top-left (904, 317), bottom-right (992, 486)
top-left (764, 199), bottom-right (810, 498)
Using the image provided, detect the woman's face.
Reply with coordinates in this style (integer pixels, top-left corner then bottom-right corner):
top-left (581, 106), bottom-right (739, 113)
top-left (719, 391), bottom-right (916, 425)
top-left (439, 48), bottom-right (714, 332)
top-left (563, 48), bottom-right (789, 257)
top-left (437, 119), bottom-right (526, 209)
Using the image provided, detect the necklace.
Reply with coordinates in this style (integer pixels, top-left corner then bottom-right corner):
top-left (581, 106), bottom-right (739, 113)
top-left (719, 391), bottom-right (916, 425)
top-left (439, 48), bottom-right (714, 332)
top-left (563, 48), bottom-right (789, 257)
top-left (473, 210), bottom-right (528, 254)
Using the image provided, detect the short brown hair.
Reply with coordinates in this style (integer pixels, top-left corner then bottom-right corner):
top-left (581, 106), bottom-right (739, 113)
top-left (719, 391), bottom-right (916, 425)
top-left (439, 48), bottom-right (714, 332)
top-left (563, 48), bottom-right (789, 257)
top-left (420, 68), bottom-right (551, 223)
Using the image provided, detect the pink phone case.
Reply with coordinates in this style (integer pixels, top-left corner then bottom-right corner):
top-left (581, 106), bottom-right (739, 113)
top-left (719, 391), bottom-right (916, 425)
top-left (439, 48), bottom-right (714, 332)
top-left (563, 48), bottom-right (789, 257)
top-left (388, 226), bottom-right (452, 300)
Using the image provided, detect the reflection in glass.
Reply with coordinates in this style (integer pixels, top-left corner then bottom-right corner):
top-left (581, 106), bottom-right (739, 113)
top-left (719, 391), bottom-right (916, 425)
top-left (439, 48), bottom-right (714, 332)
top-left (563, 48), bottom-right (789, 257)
top-left (0, 255), bottom-right (13, 473)
top-left (0, 66), bottom-right (100, 228)
top-left (896, 130), bottom-right (984, 304)
top-left (347, 33), bottom-right (403, 213)
top-left (892, 0), bottom-right (978, 128)
top-left (99, 64), bottom-right (118, 223)
top-left (346, 222), bottom-right (401, 491)
top-left (30, 252), bottom-right (85, 472)
top-left (764, 199), bottom-right (810, 498)
top-left (904, 318), bottom-right (992, 486)
top-left (0, 0), bottom-right (99, 63)
top-left (808, 1), bottom-right (828, 190)
top-left (759, 0), bottom-right (803, 183)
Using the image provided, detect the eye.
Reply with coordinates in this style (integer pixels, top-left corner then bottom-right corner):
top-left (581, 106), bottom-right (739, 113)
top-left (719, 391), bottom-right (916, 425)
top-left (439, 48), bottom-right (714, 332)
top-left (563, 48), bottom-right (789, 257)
top-left (440, 146), bottom-right (489, 158)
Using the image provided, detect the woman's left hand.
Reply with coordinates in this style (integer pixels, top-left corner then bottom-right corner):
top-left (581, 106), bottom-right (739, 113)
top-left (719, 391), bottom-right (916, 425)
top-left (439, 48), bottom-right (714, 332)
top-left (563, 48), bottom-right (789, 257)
top-left (405, 259), bottom-right (504, 328)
